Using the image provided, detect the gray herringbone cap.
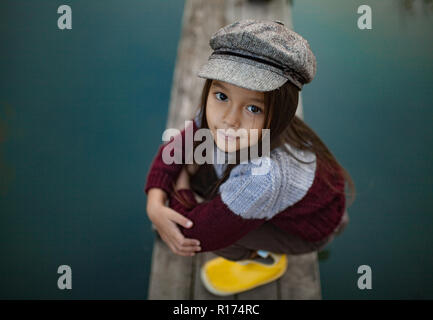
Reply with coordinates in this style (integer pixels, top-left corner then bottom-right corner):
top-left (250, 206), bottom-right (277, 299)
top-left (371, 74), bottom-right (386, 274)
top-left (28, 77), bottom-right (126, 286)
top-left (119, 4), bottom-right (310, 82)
top-left (197, 19), bottom-right (317, 92)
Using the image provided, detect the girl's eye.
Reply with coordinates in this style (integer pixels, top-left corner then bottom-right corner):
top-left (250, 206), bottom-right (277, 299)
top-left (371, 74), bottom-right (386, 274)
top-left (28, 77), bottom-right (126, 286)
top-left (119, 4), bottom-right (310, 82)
top-left (215, 92), bottom-right (227, 101)
top-left (214, 91), bottom-right (262, 115)
top-left (247, 105), bottom-right (262, 114)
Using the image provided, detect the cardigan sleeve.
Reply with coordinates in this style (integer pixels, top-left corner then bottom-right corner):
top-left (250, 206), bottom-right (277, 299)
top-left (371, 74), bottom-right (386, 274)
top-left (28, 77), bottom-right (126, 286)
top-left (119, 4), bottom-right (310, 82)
top-left (219, 158), bottom-right (283, 220)
top-left (169, 189), bottom-right (266, 252)
top-left (168, 159), bottom-right (282, 251)
top-left (144, 119), bottom-right (198, 196)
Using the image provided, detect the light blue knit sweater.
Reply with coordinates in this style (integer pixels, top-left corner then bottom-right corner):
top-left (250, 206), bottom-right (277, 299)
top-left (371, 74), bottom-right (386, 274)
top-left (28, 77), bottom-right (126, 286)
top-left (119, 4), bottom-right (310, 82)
top-left (193, 111), bottom-right (317, 221)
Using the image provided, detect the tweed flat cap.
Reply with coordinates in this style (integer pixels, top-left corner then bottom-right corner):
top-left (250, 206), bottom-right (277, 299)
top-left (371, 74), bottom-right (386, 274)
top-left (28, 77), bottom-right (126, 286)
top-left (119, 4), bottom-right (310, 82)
top-left (197, 19), bottom-right (317, 91)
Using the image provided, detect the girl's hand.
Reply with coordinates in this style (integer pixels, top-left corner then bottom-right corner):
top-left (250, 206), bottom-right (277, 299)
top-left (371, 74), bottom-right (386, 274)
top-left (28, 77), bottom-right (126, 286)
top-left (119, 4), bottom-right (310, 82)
top-left (147, 188), bottom-right (201, 256)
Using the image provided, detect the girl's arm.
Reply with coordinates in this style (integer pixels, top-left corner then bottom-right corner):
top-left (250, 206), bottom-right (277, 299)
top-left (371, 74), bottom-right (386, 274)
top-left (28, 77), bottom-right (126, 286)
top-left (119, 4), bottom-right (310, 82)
top-left (144, 119), bottom-right (198, 197)
top-left (167, 162), bottom-right (284, 252)
top-left (169, 188), bottom-right (266, 252)
top-left (147, 188), bottom-right (201, 256)
top-left (145, 120), bottom-right (202, 256)
top-left (144, 118), bottom-right (197, 225)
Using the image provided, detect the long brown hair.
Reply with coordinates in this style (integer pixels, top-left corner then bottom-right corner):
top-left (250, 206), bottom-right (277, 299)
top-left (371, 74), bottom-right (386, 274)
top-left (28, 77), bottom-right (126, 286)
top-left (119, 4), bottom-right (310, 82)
top-left (172, 79), bottom-right (356, 208)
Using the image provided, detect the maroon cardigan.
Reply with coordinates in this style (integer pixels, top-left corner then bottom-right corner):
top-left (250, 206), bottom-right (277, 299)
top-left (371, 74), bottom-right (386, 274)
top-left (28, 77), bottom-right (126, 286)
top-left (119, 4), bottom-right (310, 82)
top-left (144, 120), bottom-right (346, 252)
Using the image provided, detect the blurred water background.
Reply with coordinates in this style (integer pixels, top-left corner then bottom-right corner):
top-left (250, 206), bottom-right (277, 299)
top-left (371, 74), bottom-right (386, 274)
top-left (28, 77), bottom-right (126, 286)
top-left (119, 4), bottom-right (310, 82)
top-left (0, 0), bottom-right (432, 299)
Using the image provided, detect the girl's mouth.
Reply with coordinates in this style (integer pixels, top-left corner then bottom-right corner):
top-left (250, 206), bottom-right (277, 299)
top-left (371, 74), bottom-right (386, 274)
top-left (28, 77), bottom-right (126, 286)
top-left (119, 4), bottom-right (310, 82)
top-left (217, 130), bottom-right (239, 142)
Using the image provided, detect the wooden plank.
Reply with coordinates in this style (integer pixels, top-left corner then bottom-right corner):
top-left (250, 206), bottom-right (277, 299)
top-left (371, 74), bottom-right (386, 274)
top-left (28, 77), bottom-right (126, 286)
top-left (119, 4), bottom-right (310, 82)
top-left (149, 0), bottom-right (226, 300)
top-left (166, 0), bottom-right (227, 131)
top-left (225, 0), bottom-right (294, 31)
top-left (148, 235), bottom-right (195, 299)
top-left (237, 278), bottom-right (279, 300)
top-left (279, 252), bottom-right (322, 300)
top-left (148, 0), bottom-right (322, 300)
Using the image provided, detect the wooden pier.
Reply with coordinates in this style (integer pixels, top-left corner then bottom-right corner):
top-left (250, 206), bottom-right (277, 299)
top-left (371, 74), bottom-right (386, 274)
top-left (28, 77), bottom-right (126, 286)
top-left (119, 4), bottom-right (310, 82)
top-left (148, 0), bottom-right (321, 299)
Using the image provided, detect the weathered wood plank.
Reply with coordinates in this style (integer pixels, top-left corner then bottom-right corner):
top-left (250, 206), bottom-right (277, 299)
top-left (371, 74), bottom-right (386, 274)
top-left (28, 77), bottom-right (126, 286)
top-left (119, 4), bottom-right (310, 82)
top-left (149, 0), bottom-right (226, 300)
top-left (237, 278), bottom-right (279, 300)
top-left (279, 252), bottom-right (322, 300)
top-left (148, 0), bottom-right (321, 300)
top-left (148, 235), bottom-right (195, 299)
top-left (166, 0), bottom-right (227, 131)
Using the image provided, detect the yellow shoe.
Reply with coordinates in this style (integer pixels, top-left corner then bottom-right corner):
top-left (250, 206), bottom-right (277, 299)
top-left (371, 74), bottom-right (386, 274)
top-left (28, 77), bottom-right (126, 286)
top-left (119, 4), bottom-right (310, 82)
top-left (200, 252), bottom-right (287, 296)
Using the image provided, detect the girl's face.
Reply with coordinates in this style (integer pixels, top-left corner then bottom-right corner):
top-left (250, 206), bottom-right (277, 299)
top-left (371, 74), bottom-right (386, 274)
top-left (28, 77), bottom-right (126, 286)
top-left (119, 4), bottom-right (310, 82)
top-left (206, 80), bottom-right (266, 153)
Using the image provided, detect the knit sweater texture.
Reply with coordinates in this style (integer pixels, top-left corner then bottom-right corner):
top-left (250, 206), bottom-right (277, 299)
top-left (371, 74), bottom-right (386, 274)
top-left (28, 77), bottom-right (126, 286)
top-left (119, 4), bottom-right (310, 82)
top-left (144, 117), bottom-right (346, 252)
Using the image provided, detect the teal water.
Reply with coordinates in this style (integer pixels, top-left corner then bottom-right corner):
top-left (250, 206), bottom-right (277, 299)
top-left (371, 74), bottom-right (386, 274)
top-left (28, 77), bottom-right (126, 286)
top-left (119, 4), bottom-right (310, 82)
top-left (0, 1), bottom-right (185, 299)
top-left (293, 0), bottom-right (433, 299)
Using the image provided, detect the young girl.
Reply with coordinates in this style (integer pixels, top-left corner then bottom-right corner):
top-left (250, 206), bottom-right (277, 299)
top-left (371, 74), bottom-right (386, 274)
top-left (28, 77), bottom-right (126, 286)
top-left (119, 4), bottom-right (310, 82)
top-left (144, 19), bottom-right (354, 296)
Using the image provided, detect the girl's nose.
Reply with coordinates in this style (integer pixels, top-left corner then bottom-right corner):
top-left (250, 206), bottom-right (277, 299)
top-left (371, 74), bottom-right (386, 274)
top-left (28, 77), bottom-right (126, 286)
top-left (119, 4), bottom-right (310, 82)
top-left (223, 106), bottom-right (241, 128)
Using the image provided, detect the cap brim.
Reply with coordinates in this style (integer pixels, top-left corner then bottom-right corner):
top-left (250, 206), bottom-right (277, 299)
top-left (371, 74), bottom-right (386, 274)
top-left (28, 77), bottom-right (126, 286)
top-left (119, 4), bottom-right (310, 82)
top-left (197, 57), bottom-right (288, 92)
